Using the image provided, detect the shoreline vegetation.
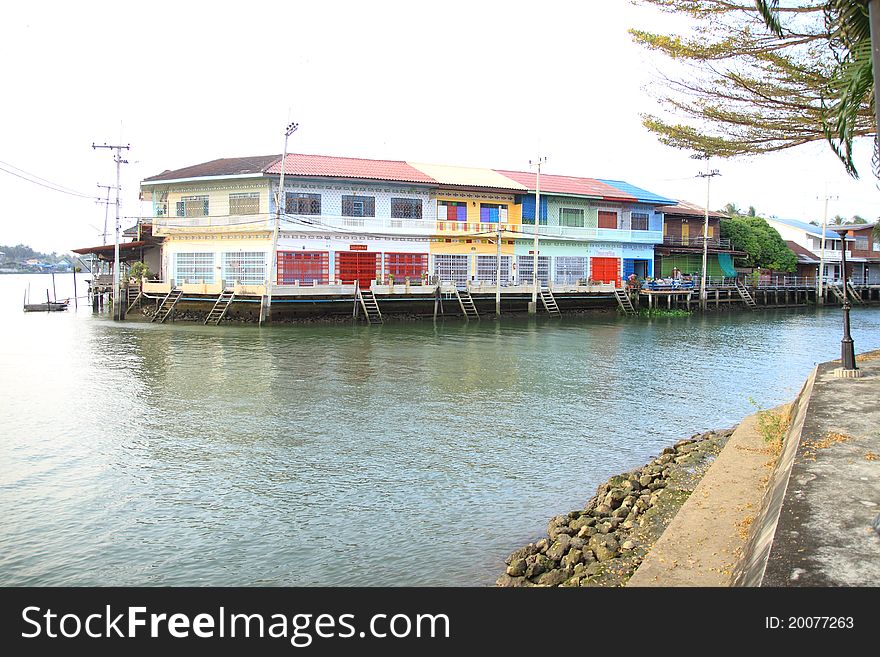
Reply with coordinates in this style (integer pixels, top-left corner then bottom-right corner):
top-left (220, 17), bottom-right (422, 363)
top-left (496, 428), bottom-right (735, 588)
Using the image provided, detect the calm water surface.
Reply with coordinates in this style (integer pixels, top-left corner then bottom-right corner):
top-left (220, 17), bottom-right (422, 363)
top-left (1, 273), bottom-right (878, 586)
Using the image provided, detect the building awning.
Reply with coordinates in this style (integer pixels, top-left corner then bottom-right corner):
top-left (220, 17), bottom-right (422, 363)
top-left (72, 241), bottom-right (152, 261)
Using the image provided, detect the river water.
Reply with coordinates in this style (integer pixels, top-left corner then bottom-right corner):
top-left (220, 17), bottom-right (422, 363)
top-left (1, 272), bottom-right (878, 586)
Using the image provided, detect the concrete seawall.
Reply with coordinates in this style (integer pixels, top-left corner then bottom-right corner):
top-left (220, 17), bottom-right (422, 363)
top-left (629, 349), bottom-right (880, 587)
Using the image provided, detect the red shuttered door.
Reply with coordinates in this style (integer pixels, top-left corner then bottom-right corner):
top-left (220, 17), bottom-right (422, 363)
top-left (337, 252), bottom-right (378, 286)
top-left (277, 251), bottom-right (328, 285)
top-left (590, 257), bottom-right (620, 284)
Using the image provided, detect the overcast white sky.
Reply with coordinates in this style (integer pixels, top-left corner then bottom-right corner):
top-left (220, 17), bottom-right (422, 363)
top-left (2, 0), bottom-right (878, 254)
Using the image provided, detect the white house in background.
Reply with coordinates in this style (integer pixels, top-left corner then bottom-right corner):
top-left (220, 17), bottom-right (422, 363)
top-left (764, 217), bottom-right (854, 281)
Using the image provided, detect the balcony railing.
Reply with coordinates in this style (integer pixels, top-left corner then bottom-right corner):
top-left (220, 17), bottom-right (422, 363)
top-left (153, 215), bottom-right (274, 233)
top-left (661, 236), bottom-right (732, 249)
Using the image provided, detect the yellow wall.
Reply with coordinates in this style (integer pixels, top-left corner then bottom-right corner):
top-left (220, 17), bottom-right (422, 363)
top-left (146, 180), bottom-right (271, 220)
top-left (431, 190), bottom-right (520, 255)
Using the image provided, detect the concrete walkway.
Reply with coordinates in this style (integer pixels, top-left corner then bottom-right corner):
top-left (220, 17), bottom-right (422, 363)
top-left (627, 407), bottom-right (786, 586)
top-left (629, 349), bottom-right (880, 587)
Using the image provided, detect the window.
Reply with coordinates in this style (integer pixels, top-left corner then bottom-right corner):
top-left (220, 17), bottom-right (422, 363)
top-left (384, 253), bottom-right (428, 282)
top-left (516, 255), bottom-right (550, 285)
top-left (155, 191), bottom-right (168, 217)
top-left (559, 208), bottom-right (584, 228)
top-left (598, 210), bottom-right (618, 230)
top-left (855, 237), bottom-right (869, 251)
top-left (391, 198), bottom-right (422, 219)
top-left (342, 195), bottom-right (375, 218)
top-left (476, 255), bottom-right (511, 284)
top-left (631, 212), bottom-right (649, 231)
top-left (175, 252), bottom-right (214, 283)
top-left (285, 192), bottom-right (321, 215)
top-left (479, 203), bottom-right (508, 224)
top-left (433, 254), bottom-right (469, 285)
top-left (555, 256), bottom-right (588, 283)
top-left (438, 200), bottom-right (467, 221)
top-left (221, 251), bottom-right (266, 285)
top-left (176, 195), bottom-right (209, 217)
top-left (229, 193), bottom-right (259, 215)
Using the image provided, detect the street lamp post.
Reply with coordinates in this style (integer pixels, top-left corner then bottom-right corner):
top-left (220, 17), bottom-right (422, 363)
top-left (839, 231), bottom-right (857, 371)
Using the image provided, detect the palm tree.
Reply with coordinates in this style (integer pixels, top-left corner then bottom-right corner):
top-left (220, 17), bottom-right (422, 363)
top-left (756, 1), bottom-right (874, 178)
top-left (722, 202), bottom-right (742, 215)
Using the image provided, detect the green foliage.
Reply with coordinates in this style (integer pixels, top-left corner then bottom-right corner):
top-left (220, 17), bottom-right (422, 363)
top-left (756, 1), bottom-right (873, 178)
top-left (721, 215), bottom-right (797, 271)
top-left (0, 243), bottom-right (66, 264)
top-left (129, 261), bottom-right (152, 280)
top-left (631, 1), bottom-right (875, 176)
top-left (638, 308), bottom-right (692, 318)
top-left (748, 396), bottom-right (790, 448)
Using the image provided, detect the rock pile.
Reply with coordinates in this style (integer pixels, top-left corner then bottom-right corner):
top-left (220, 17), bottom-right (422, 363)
top-left (496, 428), bottom-right (733, 587)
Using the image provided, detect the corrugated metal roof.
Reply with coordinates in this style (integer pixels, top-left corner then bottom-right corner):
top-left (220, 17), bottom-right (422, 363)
top-left (143, 155), bottom-right (281, 182)
top-left (767, 217), bottom-right (854, 240)
top-left (597, 179), bottom-right (677, 205)
top-left (785, 240), bottom-right (820, 264)
top-left (266, 153), bottom-right (436, 184)
top-left (493, 170), bottom-right (627, 200)
top-left (660, 200), bottom-right (727, 219)
top-left (408, 163), bottom-right (527, 191)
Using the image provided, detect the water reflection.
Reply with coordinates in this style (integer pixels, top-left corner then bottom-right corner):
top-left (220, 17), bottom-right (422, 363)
top-left (1, 274), bottom-right (879, 585)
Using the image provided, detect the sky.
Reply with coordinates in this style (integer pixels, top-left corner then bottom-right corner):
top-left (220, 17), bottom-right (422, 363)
top-left (2, 0), bottom-right (879, 255)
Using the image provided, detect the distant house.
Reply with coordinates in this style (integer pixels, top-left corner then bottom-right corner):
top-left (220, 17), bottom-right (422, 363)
top-left (763, 217), bottom-right (853, 281)
top-left (655, 202), bottom-right (744, 278)
top-left (835, 221), bottom-right (880, 284)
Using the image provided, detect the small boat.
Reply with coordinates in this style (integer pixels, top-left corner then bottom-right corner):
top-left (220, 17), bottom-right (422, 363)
top-left (24, 300), bottom-right (69, 312)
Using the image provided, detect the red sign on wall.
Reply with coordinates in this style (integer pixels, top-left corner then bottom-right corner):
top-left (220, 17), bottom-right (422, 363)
top-left (349, 244), bottom-right (368, 251)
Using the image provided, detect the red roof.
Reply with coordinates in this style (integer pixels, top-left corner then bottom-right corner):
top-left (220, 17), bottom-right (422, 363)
top-left (265, 153), bottom-right (436, 184)
top-left (494, 170), bottom-right (637, 202)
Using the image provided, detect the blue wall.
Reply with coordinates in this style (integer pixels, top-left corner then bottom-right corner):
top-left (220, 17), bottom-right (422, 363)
top-left (519, 195), bottom-right (548, 225)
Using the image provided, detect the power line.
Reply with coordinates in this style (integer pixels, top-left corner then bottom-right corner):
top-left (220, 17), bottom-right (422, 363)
top-left (0, 161), bottom-right (100, 200)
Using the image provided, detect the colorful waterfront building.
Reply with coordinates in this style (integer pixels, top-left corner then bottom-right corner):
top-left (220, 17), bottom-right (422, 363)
top-left (130, 152), bottom-right (682, 319)
top-left (654, 201), bottom-right (742, 279)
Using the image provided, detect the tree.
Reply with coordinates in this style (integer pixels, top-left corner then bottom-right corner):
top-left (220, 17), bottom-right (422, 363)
top-left (757, 1), bottom-right (873, 177)
top-left (721, 215), bottom-right (798, 271)
top-left (630, 1), bottom-right (875, 176)
top-left (831, 214), bottom-right (847, 224)
top-left (851, 214), bottom-right (868, 223)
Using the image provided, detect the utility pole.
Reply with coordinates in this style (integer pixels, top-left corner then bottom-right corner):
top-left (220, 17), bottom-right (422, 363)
top-left (695, 157), bottom-right (720, 310)
top-left (92, 142), bottom-right (130, 321)
top-left (817, 188), bottom-right (838, 303)
top-left (529, 156), bottom-right (547, 314)
top-left (261, 120), bottom-right (299, 326)
top-left (495, 220), bottom-right (503, 315)
top-left (97, 184), bottom-right (113, 245)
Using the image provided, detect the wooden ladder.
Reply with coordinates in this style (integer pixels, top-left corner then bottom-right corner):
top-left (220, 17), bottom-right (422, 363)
top-left (539, 288), bottom-right (561, 316)
top-left (827, 283), bottom-right (846, 304)
top-left (846, 282), bottom-right (864, 305)
top-left (205, 290), bottom-right (235, 325)
top-left (355, 285), bottom-right (383, 324)
top-left (151, 288), bottom-right (183, 323)
top-left (126, 287), bottom-right (144, 314)
top-left (735, 280), bottom-right (758, 310)
top-left (455, 287), bottom-right (480, 320)
top-left (613, 287), bottom-right (637, 315)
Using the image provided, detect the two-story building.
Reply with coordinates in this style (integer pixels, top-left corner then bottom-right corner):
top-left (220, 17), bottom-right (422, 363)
top-left (139, 153), bottom-right (675, 289)
top-left (764, 217), bottom-right (855, 281)
top-left (654, 201), bottom-right (742, 279)
top-left (836, 221), bottom-right (880, 284)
